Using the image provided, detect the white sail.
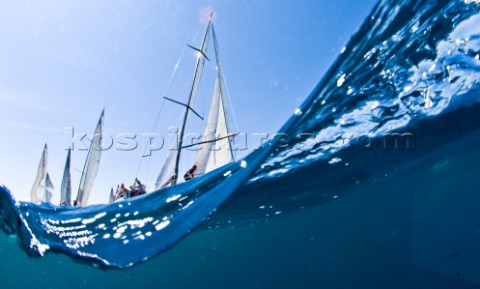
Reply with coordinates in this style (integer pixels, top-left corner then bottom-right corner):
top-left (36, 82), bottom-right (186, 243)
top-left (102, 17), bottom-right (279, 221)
top-left (205, 90), bottom-right (233, 172)
top-left (108, 187), bottom-right (115, 204)
top-left (60, 149), bottom-right (72, 206)
top-left (195, 25), bottom-right (234, 176)
top-left (155, 149), bottom-right (177, 189)
top-left (31, 144), bottom-right (48, 204)
top-left (76, 109), bottom-right (104, 207)
top-left (155, 20), bottom-right (211, 190)
top-left (43, 173), bottom-right (54, 203)
top-left (194, 76), bottom-right (230, 174)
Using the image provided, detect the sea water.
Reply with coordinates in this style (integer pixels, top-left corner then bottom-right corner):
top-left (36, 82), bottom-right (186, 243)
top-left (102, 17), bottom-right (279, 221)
top-left (2, 0), bottom-right (480, 288)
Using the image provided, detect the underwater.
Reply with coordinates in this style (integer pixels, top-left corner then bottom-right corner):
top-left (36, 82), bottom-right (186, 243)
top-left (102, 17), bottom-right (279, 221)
top-left (2, 0), bottom-right (480, 288)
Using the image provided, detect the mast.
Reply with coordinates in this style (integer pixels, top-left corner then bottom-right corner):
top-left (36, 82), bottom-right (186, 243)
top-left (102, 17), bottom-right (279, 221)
top-left (31, 143), bottom-right (48, 204)
top-left (155, 13), bottom-right (213, 189)
top-left (75, 109), bottom-right (104, 206)
top-left (172, 13), bottom-right (213, 185)
top-left (60, 149), bottom-right (72, 206)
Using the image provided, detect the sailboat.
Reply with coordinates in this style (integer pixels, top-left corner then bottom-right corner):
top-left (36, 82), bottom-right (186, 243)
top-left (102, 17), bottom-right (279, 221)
top-left (30, 110), bottom-right (104, 207)
top-left (30, 143), bottom-right (49, 204)
top-left (74, 109), bottom-right (105, 207)
top-left (153, 12), bottom-right (236, 190)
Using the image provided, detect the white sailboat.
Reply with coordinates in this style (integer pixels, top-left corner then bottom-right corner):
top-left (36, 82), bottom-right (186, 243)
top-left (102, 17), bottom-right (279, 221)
top-left (75, 109), bottom-right (104, 207)
top-left (30, 144), bottom-right (48, 204)
top-left (30, 144), bottom-right (57, 204)
top-left (30, 111), bottom-right (104, 206)
top-left (154, 12), bottom-right (236, 190)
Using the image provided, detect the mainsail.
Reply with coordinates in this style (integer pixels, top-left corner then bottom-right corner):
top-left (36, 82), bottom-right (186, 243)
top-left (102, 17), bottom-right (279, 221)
top-left (44, 173), bottom-right (54, 203)
top-left (195, 26), bottom-right (234, 176)
top-left (31, 144), bottom-right (48, 204)
top-left (60, 149), bottom-right (72, 206)
top-left (75, 109), bottom-right (104, 207)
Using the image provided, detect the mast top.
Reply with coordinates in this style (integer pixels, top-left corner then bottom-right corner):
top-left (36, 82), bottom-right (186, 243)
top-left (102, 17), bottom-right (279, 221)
top-left (208, 10), bottom-right (214, 25)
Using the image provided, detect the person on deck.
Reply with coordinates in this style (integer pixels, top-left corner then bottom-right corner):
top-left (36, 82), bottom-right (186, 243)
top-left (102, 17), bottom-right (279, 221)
top-left (184, 165), bottom-right (198, 181)
top-left (129, 178), bottom-right (146, 198)
top-left (113, 183), bottom-right (129, 201)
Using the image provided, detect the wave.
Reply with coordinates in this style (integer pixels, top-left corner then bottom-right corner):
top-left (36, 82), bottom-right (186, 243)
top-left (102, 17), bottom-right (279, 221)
top-left (1, 0), bottom-right (480, 269)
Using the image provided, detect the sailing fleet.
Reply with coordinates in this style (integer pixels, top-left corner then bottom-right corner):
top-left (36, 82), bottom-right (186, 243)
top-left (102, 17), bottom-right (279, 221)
top-left (30, 12), bottom-right (236, 207)
top-left (30, 110), bottom-right (104, 206)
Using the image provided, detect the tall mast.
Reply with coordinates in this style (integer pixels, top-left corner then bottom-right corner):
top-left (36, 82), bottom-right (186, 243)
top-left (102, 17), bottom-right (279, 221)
top-left (171, 12), bottom-right (213, 185)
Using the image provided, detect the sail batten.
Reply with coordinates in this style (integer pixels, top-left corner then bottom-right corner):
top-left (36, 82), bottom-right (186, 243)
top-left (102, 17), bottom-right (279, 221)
top-left (76, 110), bottom-right (104, 206)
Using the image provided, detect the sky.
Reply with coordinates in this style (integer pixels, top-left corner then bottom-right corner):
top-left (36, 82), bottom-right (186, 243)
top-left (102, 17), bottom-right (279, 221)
top-left (0, 0), bottom-right (378, 205)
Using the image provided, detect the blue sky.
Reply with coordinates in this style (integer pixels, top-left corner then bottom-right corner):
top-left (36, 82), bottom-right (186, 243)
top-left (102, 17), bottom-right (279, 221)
top-left (0, 0), bottom-right (377, 204)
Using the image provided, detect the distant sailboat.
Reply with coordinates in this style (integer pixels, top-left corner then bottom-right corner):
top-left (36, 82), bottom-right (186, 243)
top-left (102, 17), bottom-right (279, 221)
top-left (31, 144), bottom-right (48, 204)
top-left (44, 173), bottom-right (54, 203)
top-left (154, 12), bottom-right (236, 190)
top-left (60, 149), bottom-right (72, 206)
top-left (30, 144), bottom-right (56, 204)
top-left (75, 109), bottom-right (104, 207)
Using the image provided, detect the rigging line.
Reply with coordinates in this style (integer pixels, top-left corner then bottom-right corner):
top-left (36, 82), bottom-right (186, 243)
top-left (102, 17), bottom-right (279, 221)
top-left (210, 25), bottom-right (237, 134)
top-left (220, 68), bottom-right (240, 162)
top-left (135, 98), bottom-right (166, 179)
top-left (221, 71), bottom-right (239, 136)
top-left (145, 150), bottom-right (153, 192)
top-left (222, 74), bottom-right (239, 160)
top-left (164, 45), bottom-right (187, 96)
top-left (198, 62), bottom-right (210, 121)
top-left (211, 25), bottom-right (236, 162)
top-left (164, 28), bottom-right (202, 96)
top-left (145, 102), bottom-right (185, 189)
top-left (143, 104), bottom-right (183, 191)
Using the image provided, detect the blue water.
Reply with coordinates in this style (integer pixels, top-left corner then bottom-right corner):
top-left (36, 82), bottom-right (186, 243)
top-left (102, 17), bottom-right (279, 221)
top-left (2, 0), bottom-right (480, 287)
